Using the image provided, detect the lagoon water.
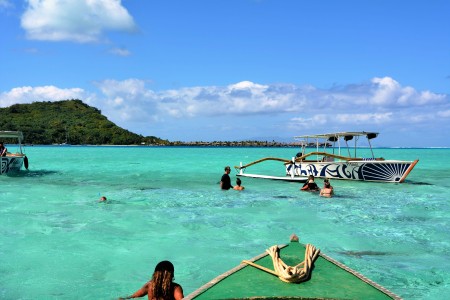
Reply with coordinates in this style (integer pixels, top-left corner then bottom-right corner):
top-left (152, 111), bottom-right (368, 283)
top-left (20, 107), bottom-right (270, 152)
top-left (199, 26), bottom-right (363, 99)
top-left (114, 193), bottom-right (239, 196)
top-left (0, 146), bottom-right (449, 299)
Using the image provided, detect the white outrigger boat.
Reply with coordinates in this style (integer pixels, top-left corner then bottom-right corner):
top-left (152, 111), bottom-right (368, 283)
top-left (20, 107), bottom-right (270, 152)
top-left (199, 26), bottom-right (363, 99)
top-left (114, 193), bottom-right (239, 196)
top-left (235, 132), bottom-right (418, 183)
top-left (0, 131), bottom-right (29, 175)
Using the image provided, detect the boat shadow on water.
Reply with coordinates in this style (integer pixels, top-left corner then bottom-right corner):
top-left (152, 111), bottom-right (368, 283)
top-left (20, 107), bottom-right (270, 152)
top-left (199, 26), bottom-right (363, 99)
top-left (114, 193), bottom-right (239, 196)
top-left (273, 195), bottom-right (298, 199)
top-left (7, 170), bottom-right (61, 177)
top-left (338, 250), bottom-right (392, 258)
top-left (406, 180), bottom-right (434, 186)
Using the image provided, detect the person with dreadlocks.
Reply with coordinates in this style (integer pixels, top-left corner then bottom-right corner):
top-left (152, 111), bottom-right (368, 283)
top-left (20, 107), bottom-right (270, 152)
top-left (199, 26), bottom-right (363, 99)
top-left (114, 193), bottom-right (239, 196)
top-left (119, 260), bottom-right (184, 300)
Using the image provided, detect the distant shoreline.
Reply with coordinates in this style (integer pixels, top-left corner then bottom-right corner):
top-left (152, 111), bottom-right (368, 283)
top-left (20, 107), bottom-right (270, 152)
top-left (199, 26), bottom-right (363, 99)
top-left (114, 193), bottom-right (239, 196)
top-left (19, 143), bottom-right (450, 149)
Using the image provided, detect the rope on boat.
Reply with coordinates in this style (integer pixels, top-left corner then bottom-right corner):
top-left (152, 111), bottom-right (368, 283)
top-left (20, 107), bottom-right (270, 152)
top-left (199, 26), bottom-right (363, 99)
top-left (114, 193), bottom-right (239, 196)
top-left (242, 244), bottom-right (320, 283)
top-left (234, 157), bottom-right (292, 170)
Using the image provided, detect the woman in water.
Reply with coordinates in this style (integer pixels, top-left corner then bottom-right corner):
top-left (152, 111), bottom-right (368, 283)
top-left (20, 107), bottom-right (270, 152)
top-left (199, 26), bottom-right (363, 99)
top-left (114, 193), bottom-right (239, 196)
top-left (120, 260), bottom-right (184, 300)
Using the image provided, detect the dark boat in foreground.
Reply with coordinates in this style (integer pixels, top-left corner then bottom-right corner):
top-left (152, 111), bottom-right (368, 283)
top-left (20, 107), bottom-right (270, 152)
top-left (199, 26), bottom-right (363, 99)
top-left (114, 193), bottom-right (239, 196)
top-left (185, 234), bottom-right (401, 299)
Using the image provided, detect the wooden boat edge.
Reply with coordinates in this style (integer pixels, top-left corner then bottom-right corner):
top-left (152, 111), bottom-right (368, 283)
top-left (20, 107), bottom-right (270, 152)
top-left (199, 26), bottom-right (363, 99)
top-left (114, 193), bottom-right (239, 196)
top-left (184, 244), bottom-right (287, 300)
top-left (184, 242), bottom-right (402, 300)
top-left (318, 251), bottom-right (402, 300)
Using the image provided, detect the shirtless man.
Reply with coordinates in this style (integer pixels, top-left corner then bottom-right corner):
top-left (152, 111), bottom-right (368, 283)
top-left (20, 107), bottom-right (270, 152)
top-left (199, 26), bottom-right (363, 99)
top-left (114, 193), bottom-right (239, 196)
top-left (320, 179), bottom-right (334, 198)
top-left (233, 178), bottom-right (245, 190)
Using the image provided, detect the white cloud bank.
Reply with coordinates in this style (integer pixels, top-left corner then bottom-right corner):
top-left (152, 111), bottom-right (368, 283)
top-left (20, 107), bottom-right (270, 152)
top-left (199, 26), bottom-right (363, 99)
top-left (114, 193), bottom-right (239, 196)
top-left (1, 77), bottom-right (449, 145)
top-left (0, 85), bottom-right (94, 107)
top-left (21, 0), bottom-right (136, 43)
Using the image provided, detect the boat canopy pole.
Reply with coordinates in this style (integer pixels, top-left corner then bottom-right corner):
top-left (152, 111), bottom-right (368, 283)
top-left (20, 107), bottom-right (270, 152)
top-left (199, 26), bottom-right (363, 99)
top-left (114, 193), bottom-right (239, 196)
top-left (367, 137), bottom-right (374, 158)
top-left (315, 138), bottom-right (319, 161)
top-left (344, 135), bottom-right (353, 157)
top-left (327, 136), bottom-right (337, 155)
top-left (336, 136), bottom-right (340, 156)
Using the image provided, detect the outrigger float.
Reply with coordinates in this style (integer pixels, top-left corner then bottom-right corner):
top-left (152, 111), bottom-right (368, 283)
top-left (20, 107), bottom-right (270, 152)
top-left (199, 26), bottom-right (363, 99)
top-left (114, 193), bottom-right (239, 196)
top-left (185, 234), bottom-right (401, 299)
top-left (0, 131), bottom-right (28, 175)
top-left (235, 132), bottom-right (418, 183)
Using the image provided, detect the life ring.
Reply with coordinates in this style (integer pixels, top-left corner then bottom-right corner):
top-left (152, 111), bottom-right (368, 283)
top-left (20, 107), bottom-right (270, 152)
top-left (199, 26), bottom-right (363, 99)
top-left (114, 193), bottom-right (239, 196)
top-left (24, 156), bottom-right (29, 170)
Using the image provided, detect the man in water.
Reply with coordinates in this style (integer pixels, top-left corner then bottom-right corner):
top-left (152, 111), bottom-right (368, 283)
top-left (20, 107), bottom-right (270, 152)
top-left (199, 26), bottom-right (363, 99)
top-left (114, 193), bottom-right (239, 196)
top-left (319, 179), bottom-right (334, 197)
top-left (233, 178), bottom-right (245, 190)
top-left (220, 166), bottom-right (233, 190)
top-left (300, 175), bottom-right (319, 191)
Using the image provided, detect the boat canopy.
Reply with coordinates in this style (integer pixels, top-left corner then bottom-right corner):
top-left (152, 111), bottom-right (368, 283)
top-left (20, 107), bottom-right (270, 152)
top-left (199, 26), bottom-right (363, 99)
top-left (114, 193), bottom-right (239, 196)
top-left (294, 131), bottom-right (378, 140)
top-left (0, 131), bottom-right (24, 141)
top-left (294, 131), bottom-right (379, 158)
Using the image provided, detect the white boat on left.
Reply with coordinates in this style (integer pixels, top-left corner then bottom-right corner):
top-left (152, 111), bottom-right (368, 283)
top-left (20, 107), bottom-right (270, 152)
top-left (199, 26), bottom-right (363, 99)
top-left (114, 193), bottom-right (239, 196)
top-left (0, 131), bottom-right (29, 175)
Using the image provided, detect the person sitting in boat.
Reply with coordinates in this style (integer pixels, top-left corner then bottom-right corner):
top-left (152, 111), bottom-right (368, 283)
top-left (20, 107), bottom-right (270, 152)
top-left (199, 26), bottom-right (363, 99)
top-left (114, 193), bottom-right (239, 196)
top-left (233, 178), bottom-right (245, 190)
top-left (119, 260), bottom-right (184, 300)
top-left (0, 142), bottom-right (7, 157)
top-left (320, 179), bottom-right (334, 198)
top-left (301, 175), bottom-right (319, 191)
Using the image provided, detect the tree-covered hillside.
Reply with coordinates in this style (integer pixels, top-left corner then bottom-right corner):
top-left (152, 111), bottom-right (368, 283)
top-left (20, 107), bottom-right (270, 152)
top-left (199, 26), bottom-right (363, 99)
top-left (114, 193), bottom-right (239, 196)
top-left (0, 100), bottom-right (167, 145)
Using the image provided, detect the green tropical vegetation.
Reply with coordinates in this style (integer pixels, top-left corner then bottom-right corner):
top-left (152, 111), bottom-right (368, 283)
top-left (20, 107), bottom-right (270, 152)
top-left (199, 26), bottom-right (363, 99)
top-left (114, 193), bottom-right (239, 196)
top-left (0, 99), bottom-right (297, 146)
top-left (0, 100), bottom-right (167, 145)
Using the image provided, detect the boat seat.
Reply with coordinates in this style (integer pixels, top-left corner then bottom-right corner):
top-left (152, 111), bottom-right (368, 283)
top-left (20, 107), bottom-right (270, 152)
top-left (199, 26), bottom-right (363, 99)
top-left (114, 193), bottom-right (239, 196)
top-left (322, 157), bottom-right (334, 162)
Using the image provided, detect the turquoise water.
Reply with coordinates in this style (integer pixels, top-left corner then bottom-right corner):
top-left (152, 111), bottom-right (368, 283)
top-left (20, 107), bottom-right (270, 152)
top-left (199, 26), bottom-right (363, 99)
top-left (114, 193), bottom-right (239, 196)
top-left (0, 146), bottom-right (449, 299)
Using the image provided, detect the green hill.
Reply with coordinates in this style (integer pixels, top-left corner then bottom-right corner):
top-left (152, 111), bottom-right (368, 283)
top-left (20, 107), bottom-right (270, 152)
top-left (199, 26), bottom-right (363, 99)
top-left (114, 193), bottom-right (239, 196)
top-left (0, 100), bottom-right (167, 145)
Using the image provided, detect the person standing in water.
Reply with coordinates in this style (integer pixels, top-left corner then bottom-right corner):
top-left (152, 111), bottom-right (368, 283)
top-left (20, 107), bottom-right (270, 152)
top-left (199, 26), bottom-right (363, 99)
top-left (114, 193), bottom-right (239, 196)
top-left (300, 175), bottom-right (319, 191)
top-left (220, 166), bottom-right (233, 190)
top-left (320, 179), bottom-right (334, 197)
top-left (119, 260), bottom-right (184, 300)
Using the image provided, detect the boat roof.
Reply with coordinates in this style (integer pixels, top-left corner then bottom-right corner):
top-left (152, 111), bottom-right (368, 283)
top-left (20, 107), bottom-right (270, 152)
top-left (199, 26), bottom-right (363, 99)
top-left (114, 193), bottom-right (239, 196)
top-left (0, 131), bottom-right (24, 140)
top-left (294, 131), bottom-right (379, 140)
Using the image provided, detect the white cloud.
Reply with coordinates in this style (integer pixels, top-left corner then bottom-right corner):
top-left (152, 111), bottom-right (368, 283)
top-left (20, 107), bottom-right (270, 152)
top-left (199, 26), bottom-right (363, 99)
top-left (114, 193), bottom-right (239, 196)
top-left (0, 85), bottom-right (93, 108)
top-left (368, 77), bottom-right (445, 107)
top-left (21, 0), bottom-right (136, 43)
top-left (1, 77), bottom-right (448, 143)
top-left (290, 115), bottom-right (328, 129)
top-left (109, 47), bottom-right (131, 56)
top-left (335, 113), bottom-right (393, 124)
top-left (92, 79), bottom-right (157, 122)
top-left (437, 110), bottom-right (450, 118)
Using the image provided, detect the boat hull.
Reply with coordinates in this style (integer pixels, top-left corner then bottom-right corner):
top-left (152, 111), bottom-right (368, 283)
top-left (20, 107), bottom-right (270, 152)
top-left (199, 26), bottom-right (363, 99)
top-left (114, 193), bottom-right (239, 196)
top-left (286, 160), bottom-right (419, 183)
top-left (186, 240), bottom-right (399, 299)
top-left (0, 156), bottom-right (24, 175)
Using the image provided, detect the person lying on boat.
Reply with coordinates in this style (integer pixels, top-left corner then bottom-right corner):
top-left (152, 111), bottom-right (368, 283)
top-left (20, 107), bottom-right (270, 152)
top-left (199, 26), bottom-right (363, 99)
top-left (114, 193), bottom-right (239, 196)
top-left (319, 179), bottom-right (334, 198)
top-left (220, 166), bottom-right (234, 190)
top-left (119, 260), bottom-right (184, 300)
top-left (300, 175), bottom-right (319, 191)
top-left (233, 178), bottom-right (245, 190)
top-left (0, 142), bottom-right (7, 157)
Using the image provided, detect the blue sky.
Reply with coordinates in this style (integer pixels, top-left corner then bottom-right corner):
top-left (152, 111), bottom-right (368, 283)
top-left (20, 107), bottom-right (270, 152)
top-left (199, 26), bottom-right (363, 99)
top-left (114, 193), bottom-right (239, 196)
top-left (1, 0), bottom-right (449, 147)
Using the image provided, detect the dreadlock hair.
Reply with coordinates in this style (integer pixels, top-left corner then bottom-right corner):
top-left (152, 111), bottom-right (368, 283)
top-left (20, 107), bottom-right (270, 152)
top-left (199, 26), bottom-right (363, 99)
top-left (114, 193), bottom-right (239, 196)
top-left (150, 261), bottom-right (175, 300)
